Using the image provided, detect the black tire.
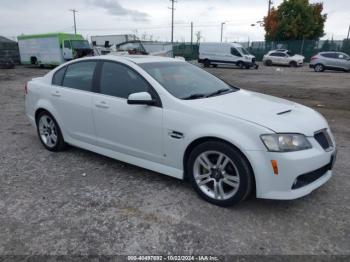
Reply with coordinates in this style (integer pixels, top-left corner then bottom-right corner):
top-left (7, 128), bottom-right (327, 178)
top-left (186, 141), bottom-right (253, 207)
top-left (264, 60), bottom-right (272, 66)
top-left (237, 61), bottom-right (244, 69)
top-left (314, 64), bottom-right (325, 72)
top-left (213, 64), bottom-right (218, 68)
top-left (203, 59), bottom-right (210, 68)
top-left (30, 57), bottom-right (38, 65)
top-left (245, 65), bottom-right (251, 69)
top-left (289, 61), bottom-right (297, 67)
top-left (36, 111), bottom-right (66, 152)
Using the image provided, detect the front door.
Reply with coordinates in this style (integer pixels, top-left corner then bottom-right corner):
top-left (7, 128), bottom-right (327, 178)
top-left (63, 40), bottom-right (73, 60)
top-left (92, 61), bottom-right (163, 163)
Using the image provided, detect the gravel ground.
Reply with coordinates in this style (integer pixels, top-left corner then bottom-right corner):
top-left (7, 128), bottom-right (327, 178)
top-left (0, 64), bottom-right (349, 256)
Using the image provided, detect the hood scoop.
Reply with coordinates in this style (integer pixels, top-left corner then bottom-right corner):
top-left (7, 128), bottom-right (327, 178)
top-left (277, 109), bottom-right (292, 115)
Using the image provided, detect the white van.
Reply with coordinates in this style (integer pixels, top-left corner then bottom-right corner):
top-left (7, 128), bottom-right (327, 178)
top-left (199, 42), bottom-right (257, 69)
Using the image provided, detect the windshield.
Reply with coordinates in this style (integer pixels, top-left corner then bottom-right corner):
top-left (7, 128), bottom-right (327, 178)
top-left (71, 40), bottom-right (91, 49)
top-left (238, 47), bottom-right (250, 55)
top-left (140, 62), bottom-right (239, 99)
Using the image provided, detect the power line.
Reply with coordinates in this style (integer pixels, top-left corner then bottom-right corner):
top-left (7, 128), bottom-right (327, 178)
top-left (70, 9), bottom-right (78, 35)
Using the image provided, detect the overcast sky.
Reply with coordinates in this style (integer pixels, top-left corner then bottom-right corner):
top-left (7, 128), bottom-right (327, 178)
top-left (1, 0), bottom-right (349, 42)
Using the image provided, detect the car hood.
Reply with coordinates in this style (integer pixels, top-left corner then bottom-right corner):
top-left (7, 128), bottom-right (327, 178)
top-left (189, 90), bottom-right (327, 136)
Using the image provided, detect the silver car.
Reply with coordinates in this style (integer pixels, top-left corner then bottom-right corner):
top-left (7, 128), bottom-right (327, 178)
top-left (310, 52), bottom-right (350, 72)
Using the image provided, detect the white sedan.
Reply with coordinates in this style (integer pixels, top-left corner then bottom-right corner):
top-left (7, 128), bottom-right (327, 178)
top-left (263, 50), bottom-right (305, 67)
top-left (25, 55), bottom-right (336, 206)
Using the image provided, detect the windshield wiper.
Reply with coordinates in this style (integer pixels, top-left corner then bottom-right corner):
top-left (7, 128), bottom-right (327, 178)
top-left (205, 88), bottom-right (232, 98)
top-left (182, 93), bottom-right (207, 100)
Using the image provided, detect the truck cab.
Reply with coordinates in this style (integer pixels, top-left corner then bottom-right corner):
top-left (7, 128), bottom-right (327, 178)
top-left (63, 39), bottom-right (93, 60)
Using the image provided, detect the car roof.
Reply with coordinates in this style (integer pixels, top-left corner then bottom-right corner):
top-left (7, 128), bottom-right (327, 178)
top-left (200, 42), bottom-right (243, 48)
top-left (77, 55), bottom-right (181, 64)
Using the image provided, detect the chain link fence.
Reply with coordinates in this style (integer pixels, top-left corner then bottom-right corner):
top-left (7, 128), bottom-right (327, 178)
top-left (172, 39), bottom-right (350, 62)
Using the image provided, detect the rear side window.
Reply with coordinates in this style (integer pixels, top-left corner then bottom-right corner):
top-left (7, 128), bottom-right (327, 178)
top-left (52, 67), bottom-right (66, 86)
top-left (231, 48), bottom-right (242, 57)
top-left (100, 62), bottom-right (149, 99)
top-left (270, 52), bottom-right (286, 57)
top-left (62, 62), bottom-right (97, 92)
top-left (321, 53), bottom-right (336, 58)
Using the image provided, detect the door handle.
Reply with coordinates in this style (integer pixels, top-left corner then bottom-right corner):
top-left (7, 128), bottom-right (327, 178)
top-left (51, 90), bottom-right (61, 97)
top-left (95, 101), bottom-right (109, 109)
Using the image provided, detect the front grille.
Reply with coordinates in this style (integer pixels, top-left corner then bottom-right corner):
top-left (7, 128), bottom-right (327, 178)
top-left (292, 163), bottom-right (331, 190)
top-left (314, 129), bottom-right (333, 151)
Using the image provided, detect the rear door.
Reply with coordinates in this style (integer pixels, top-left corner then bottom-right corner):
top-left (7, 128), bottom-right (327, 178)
top-left (322, 52), bottom-right (339, 68)
top-left (54, 61), bottom-right (98, 145)
top-left (92, 61), bottom-right (163, 163)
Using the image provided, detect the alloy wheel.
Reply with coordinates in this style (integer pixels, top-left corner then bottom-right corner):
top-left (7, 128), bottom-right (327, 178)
top-left (38, 115), bottom-right (58, 148)
top-left (193, 150), bottom-right (240, 200)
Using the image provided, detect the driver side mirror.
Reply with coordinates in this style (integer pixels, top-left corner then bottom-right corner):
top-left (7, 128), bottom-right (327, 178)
top-left (127, 92), bottom-right (155, 106)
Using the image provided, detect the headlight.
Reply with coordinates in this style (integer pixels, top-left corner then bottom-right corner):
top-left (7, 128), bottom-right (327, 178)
top-left (260, 134), bottom-right (312, 152)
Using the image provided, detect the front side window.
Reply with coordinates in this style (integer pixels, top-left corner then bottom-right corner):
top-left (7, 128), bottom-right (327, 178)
top-left (140, 62), bottom-right (238, 99)
top-left (237, 47), bottom-right (250, 55)
top-left (231, 48), bottom-right (242, 57)
top-left (62, 62), bottom-right (97, 92)
top-left (64, 40), bottom-right (71, 49)
top-left (100, 62), bottom-right (149, 99)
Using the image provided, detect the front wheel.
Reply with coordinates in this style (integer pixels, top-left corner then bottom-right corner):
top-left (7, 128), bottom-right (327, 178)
top-left (36, 111), bottom-right (66, 151)
top-left (237, 61), bottom-right (244, 69)
top-left (187, 141), bottom-right (253, 207)
top-left (289, 61), bottom-right (297, 67)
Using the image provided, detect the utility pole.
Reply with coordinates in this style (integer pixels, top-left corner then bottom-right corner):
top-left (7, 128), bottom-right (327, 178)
top-left (220, 22), bottom-right (225, 42)
top-left (190, 21), bottom-right (193, 45)
top-left (268, 0), bottom-right (273, 16)
top-left (347, 24), bottom-right (350, 40)
top-left (70, 9), bottom-right (78, 35)
top-left (169, 0), bottom-right (176, 45)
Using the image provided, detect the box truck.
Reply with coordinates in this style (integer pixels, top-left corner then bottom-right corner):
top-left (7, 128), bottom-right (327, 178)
top-left (18, 33), bottom-right (93, 66)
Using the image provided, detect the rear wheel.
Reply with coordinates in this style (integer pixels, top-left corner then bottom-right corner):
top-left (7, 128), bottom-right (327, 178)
top-left (203, 59), bottom-right (211, 68)
top-left (314, 64), bottom-right (325, 72)
top-left (264, 60), bottom-right (272, 66)
top-left (213, 64), bottom-right (218, 68)
top-left (36, 111), bottom-right (66, 152)
top-left (187, 141), bottom-right (253, 207)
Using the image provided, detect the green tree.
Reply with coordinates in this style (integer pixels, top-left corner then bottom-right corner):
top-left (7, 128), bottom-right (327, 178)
top-left (342, 39), bottom-right (350, 55)
top-left (264, 0), bottom-right (327, 41)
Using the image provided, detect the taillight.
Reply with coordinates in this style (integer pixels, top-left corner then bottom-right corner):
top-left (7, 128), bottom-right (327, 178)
top-left (310, 56), bottom-right (317, 61)
top-left (24, 82), bottom-right (28, 95)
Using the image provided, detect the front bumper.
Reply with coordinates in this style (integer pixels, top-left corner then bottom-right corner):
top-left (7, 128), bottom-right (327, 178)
top-left (245, 136), bottom-right (336, 200)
